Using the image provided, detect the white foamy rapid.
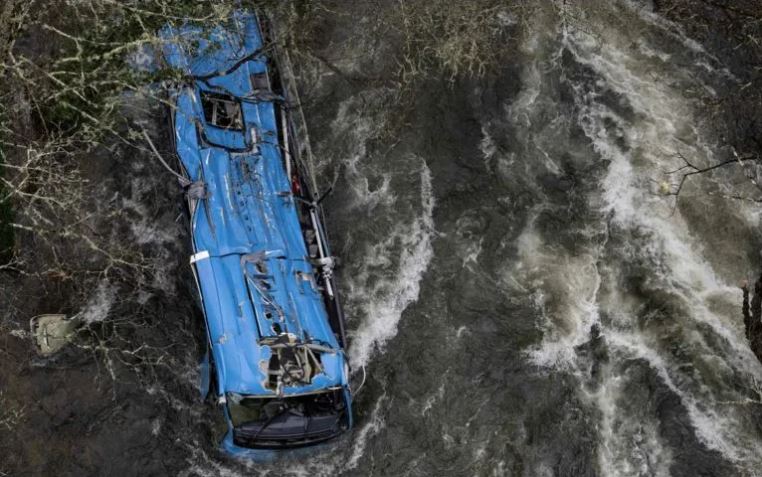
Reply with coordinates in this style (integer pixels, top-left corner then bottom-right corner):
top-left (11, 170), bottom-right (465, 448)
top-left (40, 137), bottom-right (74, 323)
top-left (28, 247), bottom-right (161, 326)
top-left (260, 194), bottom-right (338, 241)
top-left (505, 1), bottom-right (762, 474)
top-left (348, 159), bottom-right (435, 368)
top-left (320, 89), bottom-right (437, 370)
top-left (569, 3), bottom-right (762, 471)
top-left (594, 353), bottom-right (674, 477)
top-left (80, 280), bottom-right (117, 323)
top-left (517, 218), bottom-right (604, 368)
top-left (344, 393), bottom-right (388, 471)
top-left (504, 12), bottom-right (607, 369)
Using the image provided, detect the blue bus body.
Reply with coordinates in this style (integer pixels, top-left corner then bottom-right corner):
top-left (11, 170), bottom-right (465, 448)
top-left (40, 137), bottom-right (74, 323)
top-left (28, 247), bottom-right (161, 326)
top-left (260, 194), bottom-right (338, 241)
top-left (159, 11), bottom-right (352, 459)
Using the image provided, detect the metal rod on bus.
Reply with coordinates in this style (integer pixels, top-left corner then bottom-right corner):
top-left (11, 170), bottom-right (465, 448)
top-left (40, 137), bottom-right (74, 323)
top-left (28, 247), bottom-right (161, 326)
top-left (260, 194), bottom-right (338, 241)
top-left (281, 103), bottom-right (292, 181)
top-left (310, 208), bottom-right (334, 298)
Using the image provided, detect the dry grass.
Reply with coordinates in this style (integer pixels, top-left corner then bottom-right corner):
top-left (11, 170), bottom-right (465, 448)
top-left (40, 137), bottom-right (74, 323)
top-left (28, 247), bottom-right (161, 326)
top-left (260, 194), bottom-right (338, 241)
top-left (393, 0), bottom-right (526, 81)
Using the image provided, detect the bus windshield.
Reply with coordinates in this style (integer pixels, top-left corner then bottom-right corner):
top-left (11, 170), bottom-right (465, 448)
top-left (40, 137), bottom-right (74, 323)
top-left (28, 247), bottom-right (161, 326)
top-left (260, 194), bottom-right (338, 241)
top-left (227, 389), bottom-right (348, 449)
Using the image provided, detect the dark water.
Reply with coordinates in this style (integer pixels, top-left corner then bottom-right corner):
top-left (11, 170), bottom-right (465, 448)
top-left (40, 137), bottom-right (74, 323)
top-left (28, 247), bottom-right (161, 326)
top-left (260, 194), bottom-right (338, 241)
top-left (3, 1), bottom-right (762, 476)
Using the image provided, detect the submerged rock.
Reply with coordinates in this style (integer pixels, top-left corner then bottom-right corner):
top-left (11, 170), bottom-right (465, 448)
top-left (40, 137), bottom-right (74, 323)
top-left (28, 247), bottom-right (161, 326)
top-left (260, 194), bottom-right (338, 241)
top-left (29, 314), bottom-right (81, 356)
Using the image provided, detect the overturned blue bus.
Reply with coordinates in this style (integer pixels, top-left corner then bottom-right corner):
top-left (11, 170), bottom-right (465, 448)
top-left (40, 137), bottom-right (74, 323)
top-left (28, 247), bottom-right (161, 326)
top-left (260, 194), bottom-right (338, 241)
top-left (159, 11), bottom-right (352, 458)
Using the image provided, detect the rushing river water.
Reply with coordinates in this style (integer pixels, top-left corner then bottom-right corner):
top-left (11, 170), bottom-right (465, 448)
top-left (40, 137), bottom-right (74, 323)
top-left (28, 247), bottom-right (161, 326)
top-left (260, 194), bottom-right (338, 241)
top-left (178, 2), bottom-right (762, 476)
top-left (3, 1), bottom-right (762, 476)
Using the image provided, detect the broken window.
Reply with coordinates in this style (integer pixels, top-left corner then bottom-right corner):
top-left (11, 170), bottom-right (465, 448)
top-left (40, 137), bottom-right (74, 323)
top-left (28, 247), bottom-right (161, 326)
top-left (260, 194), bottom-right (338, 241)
top-left (250, 72), bottom-right (271, 92)
top-left (265, 342), bottom-right (323, 389)
top-left (201, 92), bottom-right (244, 130)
